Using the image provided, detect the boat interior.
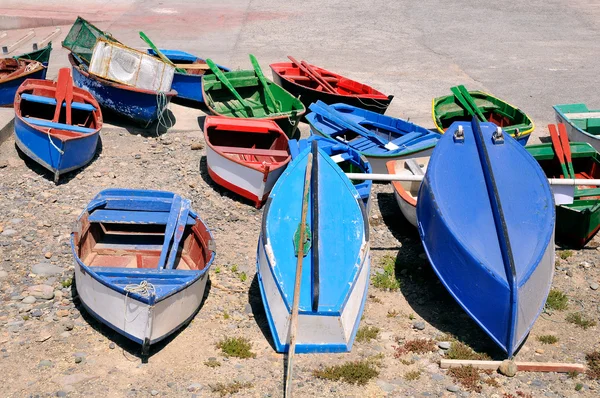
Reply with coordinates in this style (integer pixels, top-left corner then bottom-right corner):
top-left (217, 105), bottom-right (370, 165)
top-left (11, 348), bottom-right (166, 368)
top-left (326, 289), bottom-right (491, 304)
top-left (537, 153), bottom-right (600, 200)
top-left (276, 64), bottom-right (376, 95)
top-left (75, 211), bottom-right (213, 272)
top-left (572, 117), bottom-right (600, 136)
top-left (0, 58), bottom-right (39, 81)
top-left (207, 124), bottom-right (290, 164)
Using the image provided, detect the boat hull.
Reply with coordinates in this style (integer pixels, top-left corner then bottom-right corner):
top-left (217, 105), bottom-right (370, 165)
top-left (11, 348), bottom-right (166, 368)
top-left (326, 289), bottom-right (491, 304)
top-left (257, 235), bottom-right (370, 353)
top-left (271, 68), bottom-right (392, 115)
top-left (0, 67), bottom-right (47, 107)
top-left (417, 121), bottom-right (555, 357)
top-left (14, 116), bottom-right (99, 178)
top-left (69, 55), bottom-right (175, 127)
top-left (74, 260), bottom-right (208, 345)
top-left (554, 106), bottom-right (600, 152)
top-left (205, 144), bottom-right (286, 206)
top-left (393, 189), bottom-right (417, 227)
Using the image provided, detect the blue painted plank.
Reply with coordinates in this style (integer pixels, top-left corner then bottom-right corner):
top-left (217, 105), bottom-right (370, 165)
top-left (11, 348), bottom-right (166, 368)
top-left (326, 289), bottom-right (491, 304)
top-left (88, 208), bottom-right (195, 225)
top-left (21, 93), bottom-right (96, 111)
top-left (164, 199), bottom-right (191, 270)
top-left (157, 196), bottom-right (183, 270)
top-left (23, 117), bottom-right (96, 133)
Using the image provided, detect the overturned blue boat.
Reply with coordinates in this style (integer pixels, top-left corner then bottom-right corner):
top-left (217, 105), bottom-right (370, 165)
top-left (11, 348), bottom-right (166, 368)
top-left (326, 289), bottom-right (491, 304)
top-left (14, 68), bottom-right (102, 183)
top-left (257, 141), bottom-right (370, 353)
top-left (417, 118), bottom-right (555, 357)
top-left (288, 135), bottom-right (372, 210)
top-left (306, 101), bottom-right (440, 174)
top-left (71, 189), bottom-right (216, 355)
top-left (147, 49), bottom-right (230, 105)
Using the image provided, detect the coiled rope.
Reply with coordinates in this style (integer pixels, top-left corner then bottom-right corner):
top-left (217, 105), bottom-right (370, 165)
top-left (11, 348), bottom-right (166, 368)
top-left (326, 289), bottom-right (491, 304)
top-left (155, 91), bottom-right (173, 136)
top-left (123, 280), bottom-right (156, 324)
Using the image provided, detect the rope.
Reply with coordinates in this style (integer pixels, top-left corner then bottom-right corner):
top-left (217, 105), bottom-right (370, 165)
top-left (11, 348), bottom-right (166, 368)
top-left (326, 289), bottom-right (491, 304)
top-left (123, 280), bottom-right (156, 324)
top-left (155, 91), bottom-right (173, 135)
top-left (355, 96), bottom-right (390, 110)
top-left (46, 129), bottom-right (64, 154)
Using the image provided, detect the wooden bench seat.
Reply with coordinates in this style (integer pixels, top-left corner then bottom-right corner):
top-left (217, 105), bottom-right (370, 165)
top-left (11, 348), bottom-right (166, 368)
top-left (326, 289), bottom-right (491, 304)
top-left (23, 117), bottom-right (96, 134)
top-left (21, 93), bottom-right (96, 112)
top-left (89, 209), bottom-right (196, 225)
top-left (214, 145), bottom-right (289, 157)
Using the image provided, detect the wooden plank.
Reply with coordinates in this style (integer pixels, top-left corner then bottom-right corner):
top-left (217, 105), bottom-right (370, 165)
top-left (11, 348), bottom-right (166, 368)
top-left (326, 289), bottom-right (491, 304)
top-left (564, 112), bottom-right (600, 119)
top-left (283, 75), bottom-right (338, 83)
top-left (214, 145), bottom-right (289, 157)
top-left (440, 359), bottom-right (586, 373)
top-left (175, 63), bottom-right (210, 70)
top-left (2, 30), bottom-right (35, 54)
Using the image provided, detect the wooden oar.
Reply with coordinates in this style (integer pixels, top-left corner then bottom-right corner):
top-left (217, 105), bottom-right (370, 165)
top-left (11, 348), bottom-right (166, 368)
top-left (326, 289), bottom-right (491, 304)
top-left (301, 61), bottom-right (337, 94)
top-left (205, 58), bottom-right (253, 117)
top-left (164, 199), bottom-right (191, 270)
top-left (558, 123), bottom-right (576, 179)
top-left (287, 56), bottom-right (335, 94)
top-left (310, 140), bottom-right (320, 312)
top-left (548, 124), bottom-right (570, 178)
top-left (285, 149), bottom-right (314, 398)
top-left (63, 69), bottom-right (73, 125)
top-left (450, 86), bottom-right (485, 122)
top-left (174, 63), bottom-right (210, 70)
top-left (157, 195), bottom-right (183, 270)
top-left (52, 68), bottom-right (69, 122)
top-left (139, 31), bottom-right (186, 74)
top-left (249, 54), bottom-right (281, 113)
top-left (457, 85), bottom-right (487, 122)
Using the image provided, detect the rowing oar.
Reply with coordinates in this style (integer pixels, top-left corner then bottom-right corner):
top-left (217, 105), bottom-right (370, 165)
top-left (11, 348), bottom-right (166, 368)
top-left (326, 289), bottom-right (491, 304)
top-left (344, 172), bottom-right (600, 186)
top-left (285, 149), bottom-right (314, 398)
top-left (249, 54), bottom-right (281, 113)
top-left (548, 124), bottom-right (570, 178)
top-left (558, 123), bottom-right (576, 179)
top-left (287, 56), bottom-right (336, 94)
top-left (139, 31), bottom-right (186, 74)
top-left (205, 58), bottom-right (254, 117)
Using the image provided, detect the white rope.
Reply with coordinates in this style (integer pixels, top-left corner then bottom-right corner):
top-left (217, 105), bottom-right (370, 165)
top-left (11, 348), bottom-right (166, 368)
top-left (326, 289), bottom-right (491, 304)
top-left (355, 96), bottom-right (390, 110)
top-left (46, 129), bottom-right (64, 155)
top-left (123, 280), bottom-right (156, 324)
top-left (155, 91), bottom-right (173, 136)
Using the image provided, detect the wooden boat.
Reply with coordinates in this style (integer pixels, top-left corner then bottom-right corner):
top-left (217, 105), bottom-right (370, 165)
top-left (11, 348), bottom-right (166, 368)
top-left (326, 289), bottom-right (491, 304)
top-left (202, 55), bottom-right (305, 139)
top-left (14, 68), bottom-right (102, 183)
top-left (553, 104), bottom-right (600, 151)
top-left (527, 141), bottom-right (600, 248)
top-left (257, 141), bottom-right (369, 353)
top-left (0, 58), bottom-right (47, 106)
top-left (270, 57), bottom-right (393, 114)
top-left (203, 116), bottom-right (291, 207)
top-left (417, 119), bottom-right (555, 357)
top-left (147, 49), bottom-right (230, 105)
top-left (16, 42), bottom-right (53, 64)
top-left (432, 86), bottom-right (533, 146)
top-left (306, 101), bottom-right (440, 174)
top-left (71, 189), bottom-right (216, 355)
top-left (62, 16), bottom-right (119, 63)
top-left (289, 135), bottom-right (372, 211)
top-left (68, 53), bottom-right (176, 127)
top-left (386, 157), bottom-right (429, 227)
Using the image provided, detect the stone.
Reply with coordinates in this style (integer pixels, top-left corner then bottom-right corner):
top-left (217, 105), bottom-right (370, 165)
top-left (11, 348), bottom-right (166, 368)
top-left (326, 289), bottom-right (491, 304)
top-left (413, 321), bottom-right (426, 330)
top-left (566, 269), bottom-right (574, 277)
top-left (56, 309), bottom-right (70, 317)
top-left (590, 282), bottom-right (599, 291)
top-left (187, 383), bottom-right (203, 392)
top-left (93, 172), bottom-right (102, 178)
top-left (150, 391), bottom-right (159, 396)
top-left (31, 309), bottom-right (43, 317)
top-left (499, 359), bottom-right (518, 377)
top-left (28, 284), bottom-right (55, 300)
top-left (109, 342), bottom-right (116, 349)
top-left (108, 172), bottom-right (116, 179)
top-left (62, 321), bottom-right (75, 331)
top-left (535, 348), bottom-right (545, 354)
top-left (75, 356), bottom-right (83, 364)
top-left (244, 303), bottom-right (253, 315)
top-left (22, 296), bottom-right (37, 304)
top-left (31, 263), bottom-right (63, 276)
top-left (39, 359), bottom-right (53, 367)
top-left (438, 341), bottom-right (451, 350)
top-left (447, 385), bottom-right (460, 392)
top-left (376, 380), bottom-right (396, 393)
top-left (431, 374), bottom-right (444, 381)
top-left (56, 391), bottom-right (67, 397)
top-left (36, 330), bottom-right (52, 342)
top-left (531, 379), bottom-right (545, 388)
top-left (1, 229), bottom-right (17, 236)
top-left (45, 252), bottom-right (53, 259)
top-left (191, 142), bottom-right (204, 150)
top-left (580, 261), bottom-right (593, 269)
top-left (0, 270), bottom-right (8, 279)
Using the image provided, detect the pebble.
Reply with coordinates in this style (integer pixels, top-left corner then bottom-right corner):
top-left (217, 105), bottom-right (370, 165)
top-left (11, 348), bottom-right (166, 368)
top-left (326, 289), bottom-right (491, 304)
top-left (447, 385), bottom-right (460, 392)
top-left (1, 229), bottom-right (17, 236)
top-left (56, 309), bottom-right (70, 317)
top-left (74, 356), bottom-right (83, 364)
top-left (590, 282), bottom-right (599, 291)
top-left (109, 342), bottom-right (116, 349)
top-left (412, 321), bottom-right (426, 330)
top-left (535, 348), bottom-right (545, 354)
top-left (22, 296), bottom-right (37, 304)
top-left (31, 263), bottom-right (63, 276)
top-left (62, 320), bottom-right (75, 331)
top-left (566, 269), bottom-right (574, 277)
top-left (580, 261), bottom-right (593, 269)
top-left (44, 252), bottom-right (53, 259)
top-left (438, 341), bottom-right (451, 350)
top-left (56, 391), bottom-right (67, 397)
top-left (431, 374), bottom-right (444, 381)
top-left (191, 142), bottom-right (204, 150)
top-left (376, 380), bottom-right (396, 393)
top-left (27, 284), bottom-right (54, 300)
top-left (150, 391), bottom-right (159, 396)
top-left (187, 383), bottom-right (203, 392)
top-left (31, 309), bottom-right (43, 317)
top-left (93, 172), bottom-right (102, 178)
top-left (108, 172), bottom-right (116, 179)
top-left (38, 359), bottom-right (53, 368)
top-left (499, 359), bottom-right (518, 377)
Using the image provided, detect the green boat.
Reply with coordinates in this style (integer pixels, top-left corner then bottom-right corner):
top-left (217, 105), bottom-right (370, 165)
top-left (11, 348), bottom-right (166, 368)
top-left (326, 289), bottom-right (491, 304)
top-left (432, 88), bottom-right (534, 145)
top-left (62, 16), bottom-right (119, 63)
top-left (526, 142), bottom-right (600, 248)
top-left (553, 103), bottom-right (600, 152)
top-left (15, 42), bottom-right (52, 64)
top-left (202, 69), bottom-right (305, 139)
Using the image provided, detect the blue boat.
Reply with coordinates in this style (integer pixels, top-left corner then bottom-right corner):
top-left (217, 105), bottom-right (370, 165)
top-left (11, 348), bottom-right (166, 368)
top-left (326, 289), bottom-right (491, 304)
top-left (14, 68), bottom-right (102, 183)
top-left (71, 189), bottom-right (216, 355)
top-left (288, 135), bottom-right (372, 210)
top-left (68, 53), bottom-right (177, 127)
top-left (417, 119), bottom-right (555, 357)
top-left (0, 58), bottom-right (47, 107)
top-left (257, 141), bottom-right (370, 353)
top-left (147, 49), bottom-right (230, 105)
top-left (306, 101), bottom-right (440, 174)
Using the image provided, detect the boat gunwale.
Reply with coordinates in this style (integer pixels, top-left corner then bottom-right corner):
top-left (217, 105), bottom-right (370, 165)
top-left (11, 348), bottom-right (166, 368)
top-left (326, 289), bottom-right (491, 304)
top-left (0, 59), bottom-right (46, 85)
top-left (554, 104), bottom-right (600, 142)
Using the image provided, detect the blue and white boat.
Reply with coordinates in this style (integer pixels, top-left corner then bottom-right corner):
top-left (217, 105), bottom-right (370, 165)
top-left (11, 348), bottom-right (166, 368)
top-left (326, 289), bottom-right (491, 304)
top-left (288, 135), bottom-right (372, 211)
top-left (71, 189), bottom-right (216, 354)
top-left (257, 141), bottom-right (370, 353)
top-left (306, 101), bottom-right (440, 174)
top-left (417, 119), bottom-right (555, 357)
top-left (147, 49), bottom-right (230, 105)
top-left (14, 68), bottom-right (102, 183)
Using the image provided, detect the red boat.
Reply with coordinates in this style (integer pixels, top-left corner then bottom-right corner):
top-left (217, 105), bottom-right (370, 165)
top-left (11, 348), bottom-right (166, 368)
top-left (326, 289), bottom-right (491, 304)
top-left (203, 116), bottom-right (291, 207)
top-left (270, 56), bottom-right (393, 114)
